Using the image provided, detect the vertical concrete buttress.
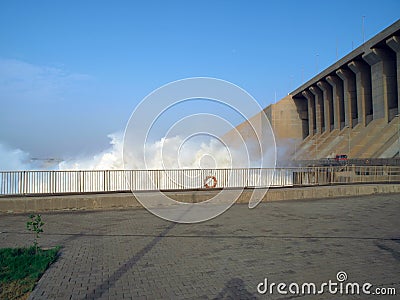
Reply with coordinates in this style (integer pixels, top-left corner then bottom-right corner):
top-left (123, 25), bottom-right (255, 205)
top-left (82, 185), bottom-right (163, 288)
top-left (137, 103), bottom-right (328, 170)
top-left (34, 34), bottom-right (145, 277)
top-left (363, 48), bottom-right (398, 122)
top-left (302, 90), bottom-right (315, 137)
top-left (348, 59), bottom-right (373, 126)
top-left (386, 35), bottom-right (400, 115)
top-left (317, 81), bottom-right (333, 132)
top-left (336, 68), bottom-right (358, 128)
top-left (326, 75), bottom-right (345, 130)
top-left (309, 86), bottom-right (324, 133)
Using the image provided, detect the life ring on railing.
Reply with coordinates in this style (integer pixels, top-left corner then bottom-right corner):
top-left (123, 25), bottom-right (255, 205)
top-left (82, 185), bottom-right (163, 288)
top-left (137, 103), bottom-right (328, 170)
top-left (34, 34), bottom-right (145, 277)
top-left (204, 175), bottom-right (217, 188)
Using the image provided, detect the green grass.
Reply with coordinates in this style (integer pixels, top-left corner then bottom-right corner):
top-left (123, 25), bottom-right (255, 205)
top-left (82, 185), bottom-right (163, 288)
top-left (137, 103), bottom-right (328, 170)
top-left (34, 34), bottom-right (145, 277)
top-left (0, 246), bottom-right (60, 300)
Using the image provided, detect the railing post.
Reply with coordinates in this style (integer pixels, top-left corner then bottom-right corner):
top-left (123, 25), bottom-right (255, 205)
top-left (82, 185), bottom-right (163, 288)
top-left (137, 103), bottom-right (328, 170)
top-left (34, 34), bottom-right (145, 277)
top-left (79, 171), bottom-right (82, 193)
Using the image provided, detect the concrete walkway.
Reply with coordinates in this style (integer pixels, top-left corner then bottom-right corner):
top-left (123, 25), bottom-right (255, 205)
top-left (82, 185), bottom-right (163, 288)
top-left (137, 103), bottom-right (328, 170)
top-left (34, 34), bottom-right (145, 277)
top-left (1, 194), bottom-right (400, 299)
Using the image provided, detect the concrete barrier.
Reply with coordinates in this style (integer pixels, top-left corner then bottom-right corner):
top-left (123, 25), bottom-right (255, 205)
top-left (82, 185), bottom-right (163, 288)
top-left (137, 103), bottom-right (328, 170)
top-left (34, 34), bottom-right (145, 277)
top-left (1, 184), bottom-right (400, 213)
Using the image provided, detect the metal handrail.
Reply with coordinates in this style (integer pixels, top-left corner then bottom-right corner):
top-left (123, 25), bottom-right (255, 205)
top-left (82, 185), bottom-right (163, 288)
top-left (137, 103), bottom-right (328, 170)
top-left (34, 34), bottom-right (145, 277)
top-left (1, 166), bottom-right (400, 196)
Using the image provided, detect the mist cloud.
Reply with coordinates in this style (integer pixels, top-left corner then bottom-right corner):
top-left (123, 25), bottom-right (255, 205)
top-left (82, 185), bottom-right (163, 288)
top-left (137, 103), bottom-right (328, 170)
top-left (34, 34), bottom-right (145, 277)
top-left (0, 143), bottom-right (31, 170)
top-left (0, 131), bottom-right (275, 171)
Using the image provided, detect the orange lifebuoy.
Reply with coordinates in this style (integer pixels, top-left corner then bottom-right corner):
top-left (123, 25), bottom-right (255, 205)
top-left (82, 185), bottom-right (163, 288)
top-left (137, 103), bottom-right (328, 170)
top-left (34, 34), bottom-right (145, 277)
top-left (204, 175), bottom-right (217, 188)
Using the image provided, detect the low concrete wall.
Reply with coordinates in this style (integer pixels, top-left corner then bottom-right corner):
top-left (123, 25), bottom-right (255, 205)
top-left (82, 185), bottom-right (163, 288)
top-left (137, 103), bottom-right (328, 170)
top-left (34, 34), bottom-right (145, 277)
top-left (1, 184), bottom-right (400, 213)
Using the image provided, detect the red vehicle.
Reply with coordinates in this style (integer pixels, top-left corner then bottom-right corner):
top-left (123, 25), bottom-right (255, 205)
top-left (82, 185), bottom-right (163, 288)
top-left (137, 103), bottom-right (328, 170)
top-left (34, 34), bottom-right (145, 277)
top-left (335, 154), bottom-right (348, 161)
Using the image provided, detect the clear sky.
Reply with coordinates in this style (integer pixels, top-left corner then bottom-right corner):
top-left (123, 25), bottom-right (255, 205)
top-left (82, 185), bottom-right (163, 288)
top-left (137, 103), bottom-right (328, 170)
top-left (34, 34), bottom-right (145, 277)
top-left (0, 0), bottom-right (399, 160)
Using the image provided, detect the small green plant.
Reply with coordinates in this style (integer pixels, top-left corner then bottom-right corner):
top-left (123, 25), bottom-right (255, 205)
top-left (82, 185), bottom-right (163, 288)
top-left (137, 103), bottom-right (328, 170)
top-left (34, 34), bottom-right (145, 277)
top-left (26, 214), bottom-right (44, 253)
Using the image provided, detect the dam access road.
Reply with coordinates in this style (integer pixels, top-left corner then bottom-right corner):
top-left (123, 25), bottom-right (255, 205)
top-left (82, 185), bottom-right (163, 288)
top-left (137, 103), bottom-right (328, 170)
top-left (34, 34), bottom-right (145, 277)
top-left (1, 193), bottom-right (399, 299)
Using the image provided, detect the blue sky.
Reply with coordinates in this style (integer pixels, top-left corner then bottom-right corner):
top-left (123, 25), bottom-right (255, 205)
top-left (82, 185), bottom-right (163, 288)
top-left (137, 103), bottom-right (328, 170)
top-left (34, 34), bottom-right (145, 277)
top-left (0, 0), bottom-right (399, 159)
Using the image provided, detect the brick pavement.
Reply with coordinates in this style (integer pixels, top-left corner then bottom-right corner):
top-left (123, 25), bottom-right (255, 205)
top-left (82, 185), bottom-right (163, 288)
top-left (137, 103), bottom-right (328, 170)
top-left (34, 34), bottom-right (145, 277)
top-left (1, 193), bottom-right (400, 299)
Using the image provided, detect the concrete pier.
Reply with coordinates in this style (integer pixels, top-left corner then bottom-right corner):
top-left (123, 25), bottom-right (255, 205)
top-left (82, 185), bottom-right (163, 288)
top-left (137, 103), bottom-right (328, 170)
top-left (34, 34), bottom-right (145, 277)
top-left (228, 20), bottom-right (400, 160)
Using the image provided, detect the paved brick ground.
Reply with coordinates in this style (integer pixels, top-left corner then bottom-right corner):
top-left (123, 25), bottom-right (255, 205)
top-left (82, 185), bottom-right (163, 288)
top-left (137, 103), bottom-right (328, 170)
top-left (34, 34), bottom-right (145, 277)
top-left (1, 193), bottom-right (400, 299)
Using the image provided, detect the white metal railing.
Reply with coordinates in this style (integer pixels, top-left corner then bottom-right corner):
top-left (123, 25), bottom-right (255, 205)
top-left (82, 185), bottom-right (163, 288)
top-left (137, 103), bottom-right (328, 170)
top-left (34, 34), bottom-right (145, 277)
top-left (1, 166), bottom-right (400, 196)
